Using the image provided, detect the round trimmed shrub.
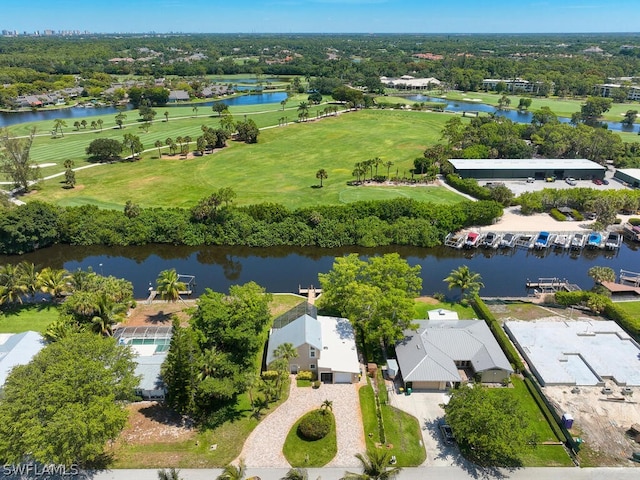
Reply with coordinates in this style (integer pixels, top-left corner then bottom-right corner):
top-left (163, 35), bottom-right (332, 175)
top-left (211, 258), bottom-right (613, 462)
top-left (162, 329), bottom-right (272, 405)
top-left (297, 409), bottom-right (331, 440)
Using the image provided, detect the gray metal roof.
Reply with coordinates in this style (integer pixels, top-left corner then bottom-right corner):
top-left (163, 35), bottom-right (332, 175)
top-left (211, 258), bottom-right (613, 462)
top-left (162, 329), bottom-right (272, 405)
top-left (449, 158), bottom-right (605, 171)
top-left (134, 353), bottom-right (167, 392)
top-left (616, 168), bottom-right (640, 182)
top-left (0, 331), bottom-right (46, 386)
top-left (395, 320), bottom-right (513, 383)
top-left (266, 314), bottom-right (322, 366)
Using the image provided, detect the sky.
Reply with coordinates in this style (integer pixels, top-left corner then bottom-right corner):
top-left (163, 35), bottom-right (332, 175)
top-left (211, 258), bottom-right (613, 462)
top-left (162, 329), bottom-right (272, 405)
top-left (2, 0), bottom-right (640, 34)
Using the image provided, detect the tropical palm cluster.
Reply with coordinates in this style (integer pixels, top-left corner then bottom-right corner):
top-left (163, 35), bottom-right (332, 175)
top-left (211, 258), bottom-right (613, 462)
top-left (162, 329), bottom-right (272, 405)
top-left (0, 262), bottom-right (69, 306)
top-left (0, 262), bottom-right (135, 340)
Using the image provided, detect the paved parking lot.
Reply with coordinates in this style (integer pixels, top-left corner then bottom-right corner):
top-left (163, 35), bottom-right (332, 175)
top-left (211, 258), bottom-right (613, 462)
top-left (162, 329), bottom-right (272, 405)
top-left (387, 385), bottom-right (464, 467)
top-left (495, 170), bottom-right (626, 197)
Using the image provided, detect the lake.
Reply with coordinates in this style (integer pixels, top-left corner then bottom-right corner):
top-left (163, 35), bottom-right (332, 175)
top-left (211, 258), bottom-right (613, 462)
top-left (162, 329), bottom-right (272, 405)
top-left (0, 242), bottom-right (636, 299)
top-left (404, 94), bottom-right (636, 133)
top-left (0, 92), bottom-right (288, 128)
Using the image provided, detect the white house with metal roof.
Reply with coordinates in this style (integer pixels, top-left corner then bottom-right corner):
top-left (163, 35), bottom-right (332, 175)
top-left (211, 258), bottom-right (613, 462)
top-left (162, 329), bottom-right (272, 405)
top-left (395, 314), bottom-right (513, 391)
top-left (0, 331), bottom-right (46, 387)
top-left (266, 312), bottom-right (360, 384)
top-left (115, 326), bottom-right (171, 400)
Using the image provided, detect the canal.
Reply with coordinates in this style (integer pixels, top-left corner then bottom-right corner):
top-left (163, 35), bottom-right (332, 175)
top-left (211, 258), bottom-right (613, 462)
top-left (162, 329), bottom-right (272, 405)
top-left (1, 242), bottom-right (636, 299)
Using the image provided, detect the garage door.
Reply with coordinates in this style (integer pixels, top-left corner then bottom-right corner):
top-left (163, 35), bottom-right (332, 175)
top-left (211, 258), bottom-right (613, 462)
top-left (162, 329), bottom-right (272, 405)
top-left (334, 372), bottom-right (352, 384)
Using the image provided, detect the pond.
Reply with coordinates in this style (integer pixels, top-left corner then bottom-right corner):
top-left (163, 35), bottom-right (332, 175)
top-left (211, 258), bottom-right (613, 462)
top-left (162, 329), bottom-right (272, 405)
top-left (0, 242), bottom-right (636, 299)
top-left (404, 94), bottom-right (636, 133)
top-left (0, 92), bottom-right (288, 128)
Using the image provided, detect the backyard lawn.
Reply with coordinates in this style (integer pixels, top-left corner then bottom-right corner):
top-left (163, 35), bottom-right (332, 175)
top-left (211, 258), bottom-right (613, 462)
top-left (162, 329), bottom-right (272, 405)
top-left (0, 303), bottom-right (60, 333)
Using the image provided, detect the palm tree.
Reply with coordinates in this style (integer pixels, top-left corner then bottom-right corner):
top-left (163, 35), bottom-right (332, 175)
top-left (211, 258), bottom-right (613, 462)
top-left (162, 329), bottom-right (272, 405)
top-left (297, 101), bottom-right (309, 122)
top-left (384, 161), bottom-right (394, 181)
top-left (343, 449), bottom-right (402, 480)
top-left (81, 119), bottom-right (87, 129)
top-left (216, 459), bottom-right (246, 480)
top-left (274, 342), bottom-right (298, 362)
top-left (157, 468), bottom-right (183, 480)
top-left (73, 120), bottom-right (81, 131)
top-left (321, 399), bottom-right (333, 414)
top-left (156, 269), bottom-right (186, 302)
top-left (192, 106), bottom-right (199, 117)
top-left (587, 266), bottom-right (615, 285)
top-left (38, 267), bottom-right (70, 300)
top-left (316, 168), bottom-right (328, 187)
top-left (53, 119), bottom-right (67, 137)
top-left (164, 111), bottom-right (170, 122)
top-left (281, 468), bottom-right (308, 480)
top-left (90, 120), bottom-right (97, 130)
top-left (373, 157), bottom-right (381, 178)
top-left (443, 265), bottom-right (484, 302)
top-left (154, 140), bottom-right (164, 158)
top-left (0, 264), bottom-right (27, 305)
top-left (90, 292), bottom-right (127, 336)
top-left (17, 262), bottom-right (39, 301)
top-left (96, 119), bottom-right (103, 131)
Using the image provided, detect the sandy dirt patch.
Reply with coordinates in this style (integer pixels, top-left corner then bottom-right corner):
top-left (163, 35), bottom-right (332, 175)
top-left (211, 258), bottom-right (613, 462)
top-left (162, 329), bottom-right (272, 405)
top-left (544, 385), bottom-right (640, 466)
top-left (124, 302), bottom-right (193, 327)
top-left (118, 401), bottom-right (194, 445)
top-left (415, 296), bottom-right (441, 305)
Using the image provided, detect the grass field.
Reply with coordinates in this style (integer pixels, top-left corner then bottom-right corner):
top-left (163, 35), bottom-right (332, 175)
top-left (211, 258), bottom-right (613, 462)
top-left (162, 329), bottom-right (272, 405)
top-left (27, 109), bottom-right (463, 209)
top-left (0, 302), bottom-right (59, 333)
top-left (360, 375), bottom-right (426, 466)
top-left (614, 300), bottom-right (640, 317)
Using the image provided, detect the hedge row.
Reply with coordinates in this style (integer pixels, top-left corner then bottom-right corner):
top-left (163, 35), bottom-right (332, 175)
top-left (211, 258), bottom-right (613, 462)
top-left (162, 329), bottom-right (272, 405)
top-left (549, 208), bottom-right (567, 221)
top-left (445, 174), bottom-right (493, 201)
top-left (471, 295), bottom-right (525, 372)
top-left (522, 375), bottom-right (568, 443)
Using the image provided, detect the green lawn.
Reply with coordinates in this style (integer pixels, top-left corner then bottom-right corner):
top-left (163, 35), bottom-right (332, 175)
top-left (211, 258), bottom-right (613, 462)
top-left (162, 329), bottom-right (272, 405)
top-left (413, 300), bottom-right (476, 319)
top-left (360, 378), bottom-right (426, 466)
top-left (486, 377), bottom-right (573, 467)
top-left (282, 410), bottom-right (337, 467)
top-left (614, 300), bottom-right (640, 317)
top-left (0, 302), bottom-right (60, 333)
top-left (28, 109), bottom-right (463, 210)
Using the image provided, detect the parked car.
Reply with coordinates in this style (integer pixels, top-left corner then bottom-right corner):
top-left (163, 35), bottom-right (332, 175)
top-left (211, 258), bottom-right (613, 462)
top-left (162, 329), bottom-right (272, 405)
top-left (526, 177), bottom-right (535, 183)
top-left (545, 176), bottom-right (556, 182)
top-left (439, 422), bottom-right (455, 445)
top-left (565, 177), bottom-right (577, 186)
top-left (592, 178), bottom-right (603, 185)
top-left (585, 212), bottom-right (597, 220)
top-left (602, 179), bottom-right (610, 185)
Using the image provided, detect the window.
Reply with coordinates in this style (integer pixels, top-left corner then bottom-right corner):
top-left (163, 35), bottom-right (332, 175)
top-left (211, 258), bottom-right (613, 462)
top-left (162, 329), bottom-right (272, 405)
top-left (309, 347), bottom-right (316, 358)
top-left (309, 364), bottom-right (316, 369)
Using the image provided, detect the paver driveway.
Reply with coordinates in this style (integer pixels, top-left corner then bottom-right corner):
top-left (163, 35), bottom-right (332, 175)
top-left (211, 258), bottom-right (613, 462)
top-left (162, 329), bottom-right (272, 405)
top-left (238, 377), bottom-right (365, 468)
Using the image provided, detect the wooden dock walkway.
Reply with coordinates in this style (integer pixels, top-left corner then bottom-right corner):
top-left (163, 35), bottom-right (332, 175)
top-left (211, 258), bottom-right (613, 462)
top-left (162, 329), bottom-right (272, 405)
top-left (525, 277), bottom-right (581, 293)
top-left (298, 286), bottom-right (322, 305)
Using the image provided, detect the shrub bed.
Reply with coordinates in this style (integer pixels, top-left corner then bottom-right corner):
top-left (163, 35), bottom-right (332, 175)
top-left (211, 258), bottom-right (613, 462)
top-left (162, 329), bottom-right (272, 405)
top-left (629, 217), bottom-right (640, 226)
top-left (298, 409), bottom-right (332, 440)
top-left (549, 208), bottom-right (566, 221)
top-left (445, 174), bottom-right (493, 201)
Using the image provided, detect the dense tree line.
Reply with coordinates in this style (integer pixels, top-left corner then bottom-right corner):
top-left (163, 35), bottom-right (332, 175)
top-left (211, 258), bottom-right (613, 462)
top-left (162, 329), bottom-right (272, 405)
top-left (3, 34), bottom-right (640, 107)
top-left (0, 197), bottom-right (503, 255)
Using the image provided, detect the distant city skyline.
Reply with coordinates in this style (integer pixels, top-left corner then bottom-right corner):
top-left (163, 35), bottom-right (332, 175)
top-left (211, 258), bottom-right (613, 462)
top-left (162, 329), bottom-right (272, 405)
top-left (2, 0), bottom-right (639, 34)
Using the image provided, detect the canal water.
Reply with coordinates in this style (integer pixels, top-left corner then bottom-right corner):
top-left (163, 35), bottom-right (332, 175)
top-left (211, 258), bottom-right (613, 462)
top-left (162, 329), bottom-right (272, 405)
top-left (1, 242), bottom-right (636, 299)
top-left (0, 92), bottom-right (288, 128)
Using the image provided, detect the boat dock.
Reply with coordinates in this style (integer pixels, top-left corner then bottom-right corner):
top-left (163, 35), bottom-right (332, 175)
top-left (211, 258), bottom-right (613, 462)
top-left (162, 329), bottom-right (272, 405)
top-left (526, 277), bottom-right (582, 293)
top-left (445, 230), bottom-right (619, 253)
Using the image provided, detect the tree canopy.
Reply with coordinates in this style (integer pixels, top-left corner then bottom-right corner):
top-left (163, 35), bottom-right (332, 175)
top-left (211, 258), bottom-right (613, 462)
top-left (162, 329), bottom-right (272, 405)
top-left (444, 385), bottom-right (537, 466)
top-left (0, 333), bottom-right (138, 466)
top-left (318, 253), bottom-right (421, 344)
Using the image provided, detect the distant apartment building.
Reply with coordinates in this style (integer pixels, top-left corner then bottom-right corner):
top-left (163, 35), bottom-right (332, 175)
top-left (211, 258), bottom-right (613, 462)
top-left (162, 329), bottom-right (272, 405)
top-left (596, 83), bottom-right (640, 101)
top-left (482, 78), bottom-right (551, 94)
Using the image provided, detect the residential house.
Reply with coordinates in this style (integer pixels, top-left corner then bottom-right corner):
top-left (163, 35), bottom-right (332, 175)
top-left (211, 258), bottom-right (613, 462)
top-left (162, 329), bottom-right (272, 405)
top-left (168, 90), bottom-right (190, 102)
top-left (395, 311), bottom-right (513, 391)
top-left (266, 305), bottom-right (360, 384)
top-left (0, 331), bottom-right (46, 388)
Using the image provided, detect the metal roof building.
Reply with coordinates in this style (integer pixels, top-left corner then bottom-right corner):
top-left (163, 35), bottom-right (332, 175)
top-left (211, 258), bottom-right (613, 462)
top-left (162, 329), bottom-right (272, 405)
top-left (114, 326), bottom-right (172, 400)
top-left (0, 331), bottom-right (46, 387)
top-left (614, 168), bottom-right (640, 188)
top-left (395, 317), bottom-right (513, 390)
top-left (449, 158), bottom-right (606, 180)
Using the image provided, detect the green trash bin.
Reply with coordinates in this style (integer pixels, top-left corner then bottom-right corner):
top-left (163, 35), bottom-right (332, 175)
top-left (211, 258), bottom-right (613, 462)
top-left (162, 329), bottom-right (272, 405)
top-left (406, 387), bottom-right (412, 395)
